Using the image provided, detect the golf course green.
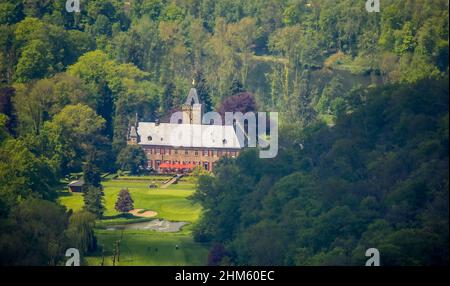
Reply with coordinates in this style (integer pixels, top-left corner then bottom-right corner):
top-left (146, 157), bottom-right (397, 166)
top-left (58, 175), bottom-right (209, 266)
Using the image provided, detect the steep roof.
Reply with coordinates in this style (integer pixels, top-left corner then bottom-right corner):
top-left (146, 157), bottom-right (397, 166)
top-left (137, 122), bottom-right (242, 149)
top-left (68, 180), bottom-right (84, 187)
top-left (185, 88), bottom-right (200, 105)
top-left (129, 125), bottom-right (138, 137)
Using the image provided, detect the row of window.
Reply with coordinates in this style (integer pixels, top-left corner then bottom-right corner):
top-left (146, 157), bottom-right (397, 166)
top-left (145, 148), bottom-right (238, 157)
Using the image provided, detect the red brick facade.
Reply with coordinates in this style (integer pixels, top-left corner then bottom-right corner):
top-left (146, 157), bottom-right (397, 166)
top-left (141, 145), bottom-right (240, 173)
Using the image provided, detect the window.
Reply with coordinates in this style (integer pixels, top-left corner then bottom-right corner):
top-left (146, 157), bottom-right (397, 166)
top-left (194, 150), bottom-right (199, 156)
top-left (147, 136), bottom-right (152, 141)
top-left (203, 150), bottom-right (208, 156)
top-left (174, 149), bottom-right (178, 155)
top-left (156, 148), bottom-right (160, 154)
top-left (185, 149), bottom-right (189, 155)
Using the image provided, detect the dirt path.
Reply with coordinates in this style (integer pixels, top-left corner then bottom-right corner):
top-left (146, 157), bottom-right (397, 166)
top-left (129, 209), bottom-right (158, 218)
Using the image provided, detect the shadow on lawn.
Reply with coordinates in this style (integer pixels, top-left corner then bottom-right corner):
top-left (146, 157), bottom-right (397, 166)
top-left (102, 213), bottom-right (136, 220)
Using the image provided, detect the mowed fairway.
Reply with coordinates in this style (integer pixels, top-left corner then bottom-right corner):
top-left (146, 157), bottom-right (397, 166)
top-left (58, 176), bottom-right (209, 266)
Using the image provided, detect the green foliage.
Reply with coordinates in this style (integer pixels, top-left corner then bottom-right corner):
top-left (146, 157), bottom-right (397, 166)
top-left (0, 138), bottom-right (57, 209)
top-left (36, 104), bottom-right (107, 174)
top-left (0, 0), bottom-right (448, 266)
top-left (0, 1), bottom-right (24, 25)
top-left (82, 158), bottom-right (105, 218)
top-left (194, 70), bottom-right (213, 112)
top-left (83, 185), bottom-right (105, 219)
top-left (194, 78), bottom-right (449, 266)
top-left (116, 145), bottom-right (147, 175)
top-left (66, 210), bottom-right (97, 254)
top-left (0, 198), bottom-right (69, 265)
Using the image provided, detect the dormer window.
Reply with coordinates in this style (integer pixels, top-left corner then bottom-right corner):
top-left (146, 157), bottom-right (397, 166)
top-left (222, 139), bottom-right (227, 145)
top-left (148, 136), bottom-right (152, 141)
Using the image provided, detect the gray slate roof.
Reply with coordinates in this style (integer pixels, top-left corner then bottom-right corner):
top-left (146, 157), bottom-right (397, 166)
top-left (137, 122), bottom-right (242, 149)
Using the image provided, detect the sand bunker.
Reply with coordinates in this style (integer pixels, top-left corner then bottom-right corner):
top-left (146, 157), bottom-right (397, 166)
top-left (129, 208), bottom-right (158, 218)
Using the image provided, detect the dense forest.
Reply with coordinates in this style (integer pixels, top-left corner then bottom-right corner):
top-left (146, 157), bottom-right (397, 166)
top-left (193, 78), bottom-right (449, 266)
top-left (0, 0), bottom-right (448, 265)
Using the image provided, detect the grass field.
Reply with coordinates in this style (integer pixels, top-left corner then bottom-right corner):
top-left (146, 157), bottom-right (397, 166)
top-left (58, 176), bottom-right (209, 266)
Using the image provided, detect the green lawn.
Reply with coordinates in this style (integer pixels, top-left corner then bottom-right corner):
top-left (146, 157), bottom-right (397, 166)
top-left (58, 176), bottom-right (208, 266)
top-left (59, 179), bottom-right (201, 222)
top-left (84, 230), bottom-right (208, 266)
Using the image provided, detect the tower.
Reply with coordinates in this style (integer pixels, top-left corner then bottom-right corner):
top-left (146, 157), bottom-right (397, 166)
top-left (182, 82), bottom-right (203, 125)
top-left (127, 112), bottom-right (139, 145)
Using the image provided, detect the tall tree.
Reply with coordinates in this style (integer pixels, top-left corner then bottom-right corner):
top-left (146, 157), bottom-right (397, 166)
top-left (82, 158), bottom-right (104, 218)
top-left (66, 210), bottom-right (97, 254)
top-left (194, 70), bottom-right (213, 112)
top-left (116, 145), bottom-right (147, 175)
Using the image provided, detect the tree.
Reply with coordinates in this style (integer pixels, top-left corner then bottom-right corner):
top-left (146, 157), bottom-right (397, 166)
top-left (116, 145), bottom-right (147, 175)
top-left (0, 1), bottom-right (24, 25)
top-left (229, 79), bottom-right (245, 96)
top-left (82, 159), bottom-right (102, 188)
top-left (194, 70), bottom-right (213, 112)
top-left (194, 78), bottom-right (449, 266)
top-left (0, 198), bottom-right (69, 266)
top-left (82, 159), bottom-right (104, 218)
top-left (37, 103), bottom-right (107, 174)
top-left (115, 188), bottom-right (134, 213)
top-left (0, 138), bottom-right (57, 209)
top-left (0, 87), bottom-right (16, 134)
top-left (161, 82), bottom-right (175, 114)
top-left (83, 185), bottom-right (105, 219)
top-left (218, 91), bottom-right (257, 117)
top-left (14, 39), bottom-right (53, 82)
top-left (207, 243), bottom-right (229, 266)
top-left (226, 17), bottom-right (258, 85)
top-left (66, 210), bottom-right (97, 254)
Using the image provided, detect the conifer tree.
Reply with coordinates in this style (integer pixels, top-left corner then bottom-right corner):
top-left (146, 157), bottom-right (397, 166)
top-left (194, 70), bottom-right (213, 112)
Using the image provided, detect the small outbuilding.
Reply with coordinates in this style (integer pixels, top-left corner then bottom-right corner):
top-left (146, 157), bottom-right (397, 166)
top-left (68, 180), bottom-right (84, 193)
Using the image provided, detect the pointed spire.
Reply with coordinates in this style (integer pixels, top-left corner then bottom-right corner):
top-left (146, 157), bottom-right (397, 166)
top-left (185, 87), bottom-right (200, 106)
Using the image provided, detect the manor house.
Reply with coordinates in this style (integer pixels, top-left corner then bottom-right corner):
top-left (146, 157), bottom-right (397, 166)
top-left (127, 86), bottom-right (242, 173)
